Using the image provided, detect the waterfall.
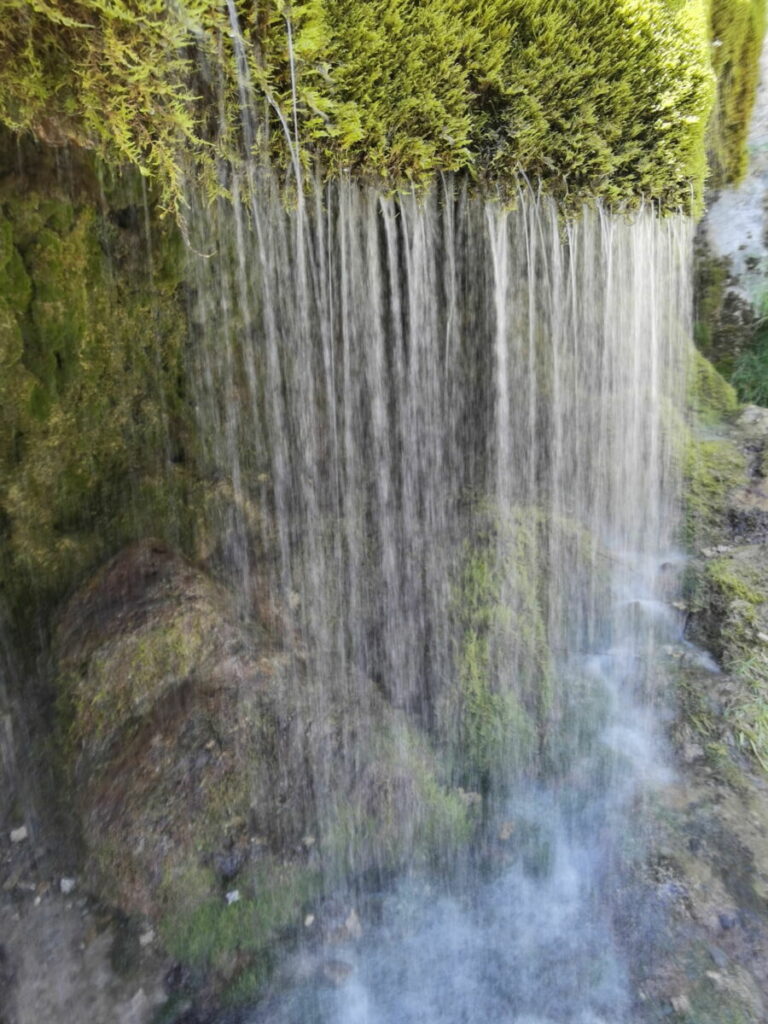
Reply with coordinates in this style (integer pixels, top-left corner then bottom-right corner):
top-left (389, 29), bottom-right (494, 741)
top-left (185, 171), bottom-right (691, 1021)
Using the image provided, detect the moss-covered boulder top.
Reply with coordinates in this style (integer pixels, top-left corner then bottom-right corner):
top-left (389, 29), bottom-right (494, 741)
top-left (54, 540), bottom-right (471, 925)
top-left (0, 0), bottom-right (758, 213)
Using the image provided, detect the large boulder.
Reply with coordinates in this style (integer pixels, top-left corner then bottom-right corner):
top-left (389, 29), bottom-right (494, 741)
top-left (53, 540), bottom-right (469, 996)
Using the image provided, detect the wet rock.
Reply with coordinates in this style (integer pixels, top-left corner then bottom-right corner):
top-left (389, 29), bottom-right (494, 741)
top-left (718, 910), bottom-right (739, 930)
top-left (736, 406), bottom-right (768, 434)
top-left (53, 539), bottom-right (468, 947)
top-left (498, 820), bottom-right (516, 842)
top-left (318, 899), bottom-right (364, 944)
top-left (682, 742), bottom-right (705, 764)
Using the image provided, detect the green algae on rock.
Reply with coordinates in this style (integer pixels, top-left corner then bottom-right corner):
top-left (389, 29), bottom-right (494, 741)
top-left (0, 162), bottom-right (196, 619)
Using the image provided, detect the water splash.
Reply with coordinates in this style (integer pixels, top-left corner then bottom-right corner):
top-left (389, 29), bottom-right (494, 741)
top-left (185, 172), bottom-right (691, 1020)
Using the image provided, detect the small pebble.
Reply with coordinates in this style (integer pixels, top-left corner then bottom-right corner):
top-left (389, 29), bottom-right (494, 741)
top-left (225, 889), bottom-right (240, 905)
top-left (139, 929), bottom-right (155, 947)
top-left (60, 878), bottom-right (76, 895)
top-left (10, 826), bottom-right (27, 844)
top-left (305, 914), bottom-right (315, 928)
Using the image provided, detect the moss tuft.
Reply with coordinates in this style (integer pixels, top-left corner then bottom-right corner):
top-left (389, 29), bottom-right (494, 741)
top-left (689, 348), bottom-right (740, 424)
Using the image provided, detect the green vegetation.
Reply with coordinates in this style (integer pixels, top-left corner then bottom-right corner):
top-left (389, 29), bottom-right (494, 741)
top-left (159, 858), bottom-right (321, 1005)
top-left (687, 547), bottom-right (768, 773)
top-left (320, 711), bottom-right (474, 880)
top-left (682, 351), bottom-right (745, 545)
top-left (683, 438), bottom-right (745, 545)
top-left (445, 506), bottom-right (548, 794)
top-left (689, 346), bottom-right (740, 423)
top-left (708, 0), bottom-right (767, 187)
top-left (0, 0), bottom-right (718, 213)
top-left (0, 161), bottom-right (196, 619)
top-left (732, 300), bottom-right (768, 404)
top-left (444, 504), bottom-right (607, 795)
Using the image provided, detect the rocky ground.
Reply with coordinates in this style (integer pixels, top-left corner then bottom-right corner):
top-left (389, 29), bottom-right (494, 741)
top-left (625, 403), bottom-right (768, 1023)
top-left (0, 826), bottom-right (171, 1024)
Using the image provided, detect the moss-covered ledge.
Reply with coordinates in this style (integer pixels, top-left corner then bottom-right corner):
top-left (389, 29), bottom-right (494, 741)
top-left (0, 0), bottom-right (719, 214)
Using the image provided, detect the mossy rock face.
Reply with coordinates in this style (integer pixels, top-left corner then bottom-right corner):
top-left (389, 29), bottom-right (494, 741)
top-left (54, 541), bottom-right (470, 985)
top-left (682, 403), bottom-right (768, 778)
top-left (440, 502), bottom-right (609, 797)
top-left (683, 352), bottom-right (747, 547)
top-left (708, 0), bottom-right (767, 188)
top-left (0, 161), bottom-right (198, 624)
top-left (689, 348), bottom-right (740, 425)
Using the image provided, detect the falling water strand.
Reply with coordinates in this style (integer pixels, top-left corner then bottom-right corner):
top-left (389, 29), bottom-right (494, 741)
top-left (186, 176), bottom-right (691, 1022)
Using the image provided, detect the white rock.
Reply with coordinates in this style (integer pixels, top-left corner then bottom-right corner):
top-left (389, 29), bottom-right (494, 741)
top-left (225, 889), bottom-right (240, 904)
top-left (139, 928), bottom-right (155, 947)
top-left (671, 994), bottom-right (692, 1014)
top-left (60, 877), bottom-right (76, 895)
top-left (304, 914), bottom-right (315, 928)
top-left (683, 742), bottom-right (705, 764)
top-left (10, 825), bottom-right (27, 843)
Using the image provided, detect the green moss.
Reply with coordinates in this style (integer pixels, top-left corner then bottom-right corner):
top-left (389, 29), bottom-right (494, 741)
top-left (0, 176), bottom-right (196, 618)
top-left (689, 553), bottom-right (764, 657)
top-left (706, 557), bottom-right (764, 605)
top-left (321, 708), bottom-right (472, 879)
top-left (689, 348), bottom-right (740, 424)
top-left (683, 436), bottom-right (746, 545)
top-left (158, 856), bottom-right (320, 1006)
top-left (0, 0), bottom-right (717, 212)
top-left (160, 859), bottom-right (319, 968)
top-left (444, 508), bottom-right (548, 794)
top-left (442, 503), bottom-right (609, 796)
top-left (708, 0), bottom-right (767, 187)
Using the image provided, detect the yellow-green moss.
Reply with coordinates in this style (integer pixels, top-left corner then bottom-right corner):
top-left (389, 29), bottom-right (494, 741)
top-left (689, 342), bottom-right (740, 423)
top-left (440, 503), bottom-right (608, 795)
top-left (683, 436), bottom-right (746, 544)
top-left (62, 601), bottom-right (218, 756)
top-left (0, 0), bottom-right (717, 213)
top-left (708, 0), bottom-right (767, 187)
top-left (321, 707), bottom-right (473, 879)
top-left (0, 174), bottom-right (196, 618)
